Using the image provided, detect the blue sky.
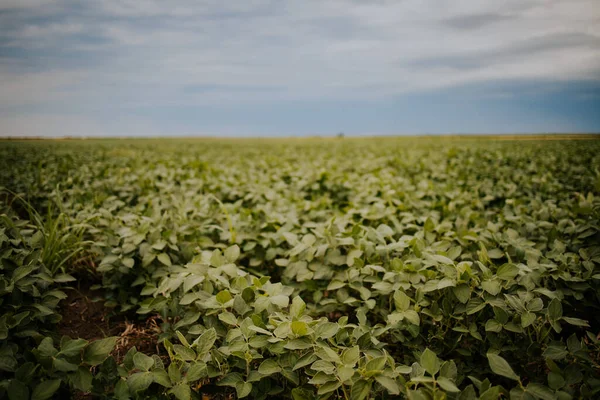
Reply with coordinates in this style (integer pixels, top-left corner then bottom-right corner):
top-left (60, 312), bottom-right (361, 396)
top-left (0, 0), bottom-right (599, 137)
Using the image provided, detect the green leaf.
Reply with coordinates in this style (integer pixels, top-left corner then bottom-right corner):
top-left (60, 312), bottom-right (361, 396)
top-left (170, 384), bottom-right (191, 400)
top-left (543, 345), bottom-right (568, 360)
top-left (375, 375), bottom-right (400, 395)
top-left (342, 346), bottom-right (360, 366)
top-left (236, 381), bottom-right (252, 398)
top-left (37, 337), bottom-right (58, 357)
top-left (134, 352), bottom-right (155, 371)
top-left (526, 383), bottom-right (555, 400)
top-left (509, 387), bottom-right (527, 400)
top-left (224, 245), bottom-right (240, 263)
top-left (185, 362), bottom-right (207, 382)
top-left (71, 367), bottom-right (93, 392)
top-left (394, 290), bottom-right (411, 311)
top-left (292, 388), bottom-right (312, 400)
top-left (453, 284), bottom-right (471, 304)
top-left (8, 380), bottom-right (29, 400)
top-left (440, 360), bottom-right (457, 380)
top-left (420, 348), bottom-right (440, 376)
top-left (31, 379), bottom-right (61, 400)
top-left (157, 253), bottom-right (172, 266)
top-left (527, 298), bottom-right (544, 312)
top-left (547, 298), bottom-right (562, 320)
top-left (291, 320), bottom-right (309, 336)
top-left (317, 381), bottom-right (342, 395)
top-left (407, 389), bottom-right (430, 400)
top-left (128, 371), bottom-right (154, 392)
top-left (521, 312), bottom-right (536, 328)
top-left (218, 312), bottom-right (238, 325)
top-left (270, 294), bottom-right (289, 308)
top-left (293, 352), bottom-right (317, 371)
top-left (168, 362), bottom-right (182, 384)
top-left (485, 319), bottom-right (503, 332)
top-left (424, 218), bottom-right (434, 232)
top-left (83, 337), bottom-right (118, 366)
top-left (311, 360), bottom-right (335, 373)
top-left (114, 379), bottom-right (129, 400)
top-left (122, 257), bottom-right (135, 268)
top-left (59, 338), bottom-right (88, 357)
top-left (437, 377), bottom-right (460, 392)
top-left (193, 328), bottom-right (217, 358)
top-left (242, 287), bottom-right (255, 303)
top-left (547, 372), bottom-right (565, 390)
top-left (315, 322), bottom-right (338, 339)
top-left (459, 385), bottom-right (477, 400)
top-left (561, 317), bottom-right (589, 327)
top-left (466, 298), bottom-right (487, 315)
top-left (216, 290), bottom-right (233, 304)
top-left (403, 310), bottom-right (421, 326)
top-left (142, 253), bottom-right (156, 267)
top-left (53, 357), bottom-right (78, 372)
top-left (290, 296), bottom-right (306, 318)
top-left (217, 372), bottom-right (244, 387)
top-left (481, 280), bottom-right (501, 296)
top-left (0, 355), bottom-right (18, 372)
top-left (496, 263), bottom-right (519, 280)
top-left (316, 346), bottom-right (341, 363)
top-left (487, 353), bottom-right (520, 381)
top-left (176, 331), bottom-right (191, 347)
top-left (479, 386), bottom-right (500, 400)
top-left (327, 281), bottom-right (345, 290)
top-left (487, 249), bottom-right (504, 259)
top-left (365, 357), bottom-right (386, 372)
top-left (337, 365), bottom-right (355, 382)
top-left (174, 345), bottom-right (196, 361)
top-left (152, 370), bottom-right (172, 387)
top-left (351, 379), bottom-right (372, 400)
top-left (258, 359), bottom-right (281, 375)
top-left (210, 249), bottom-right (224, 267)
top-left (12, 264), bottom-right (37, 282)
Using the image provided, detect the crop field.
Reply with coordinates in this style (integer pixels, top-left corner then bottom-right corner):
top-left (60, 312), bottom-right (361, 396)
top-left (1, 136), bottom-right (599, 400)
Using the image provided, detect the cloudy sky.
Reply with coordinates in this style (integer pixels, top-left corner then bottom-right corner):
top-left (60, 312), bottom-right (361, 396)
top-left (0, 0), bottom-right (599, 136)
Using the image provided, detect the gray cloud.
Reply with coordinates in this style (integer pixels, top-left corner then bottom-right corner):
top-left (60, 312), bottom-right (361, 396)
top-left (0, 0), bottom-right (599, 113)
top-left (442, 12), bottom-right (512, 30)
top-left (0, 0), bottom-right (58, 10)
top-left (410, 32), bottom-right (600, 70)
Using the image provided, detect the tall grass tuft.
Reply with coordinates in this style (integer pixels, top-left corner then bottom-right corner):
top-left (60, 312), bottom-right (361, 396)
top-left (1, 189), bottom-right (92, 275)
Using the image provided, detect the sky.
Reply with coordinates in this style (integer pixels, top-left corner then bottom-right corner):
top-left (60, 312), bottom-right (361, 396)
top-left (0, 0), bottom-right (599, 137)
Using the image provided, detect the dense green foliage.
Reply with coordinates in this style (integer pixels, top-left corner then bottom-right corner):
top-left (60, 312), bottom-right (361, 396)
top-left (1, 137), bottom-right (599, 399)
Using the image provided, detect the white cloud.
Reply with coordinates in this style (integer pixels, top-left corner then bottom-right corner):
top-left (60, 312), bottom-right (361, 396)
top-left (0, 114), bottom-right (169, 137)
top-left (0, 0), bottom-right (58, 10)
top-left (0, 115), bottom-right (102, 137)
top-left (86, 0), bottom-right (600, 97)
top-left (19, 22), bottom-right (83, 38)
top-left (0, 70), bottom-right (89, 107)
top-left (0, 0), bottom-right (599, 135)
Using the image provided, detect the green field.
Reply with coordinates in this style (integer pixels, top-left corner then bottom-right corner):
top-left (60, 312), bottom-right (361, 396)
top-left (1, 136), bottom-right (599, 399)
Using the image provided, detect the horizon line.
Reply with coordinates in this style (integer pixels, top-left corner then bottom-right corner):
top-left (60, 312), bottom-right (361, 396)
top-left (1, 132), bottom-right (600, 141)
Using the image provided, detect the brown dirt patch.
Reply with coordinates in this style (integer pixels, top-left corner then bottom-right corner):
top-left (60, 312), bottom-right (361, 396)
top-left (58, 285), bottom-right (117, 340)
top-left (59, 284), bottom-right (166, 399)
top-left (58, 284), bottom-right (164, 361)
top-left (112, 316), bottom-right (164, 364)
top-left (58, 285), bottom-right (238, 399)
